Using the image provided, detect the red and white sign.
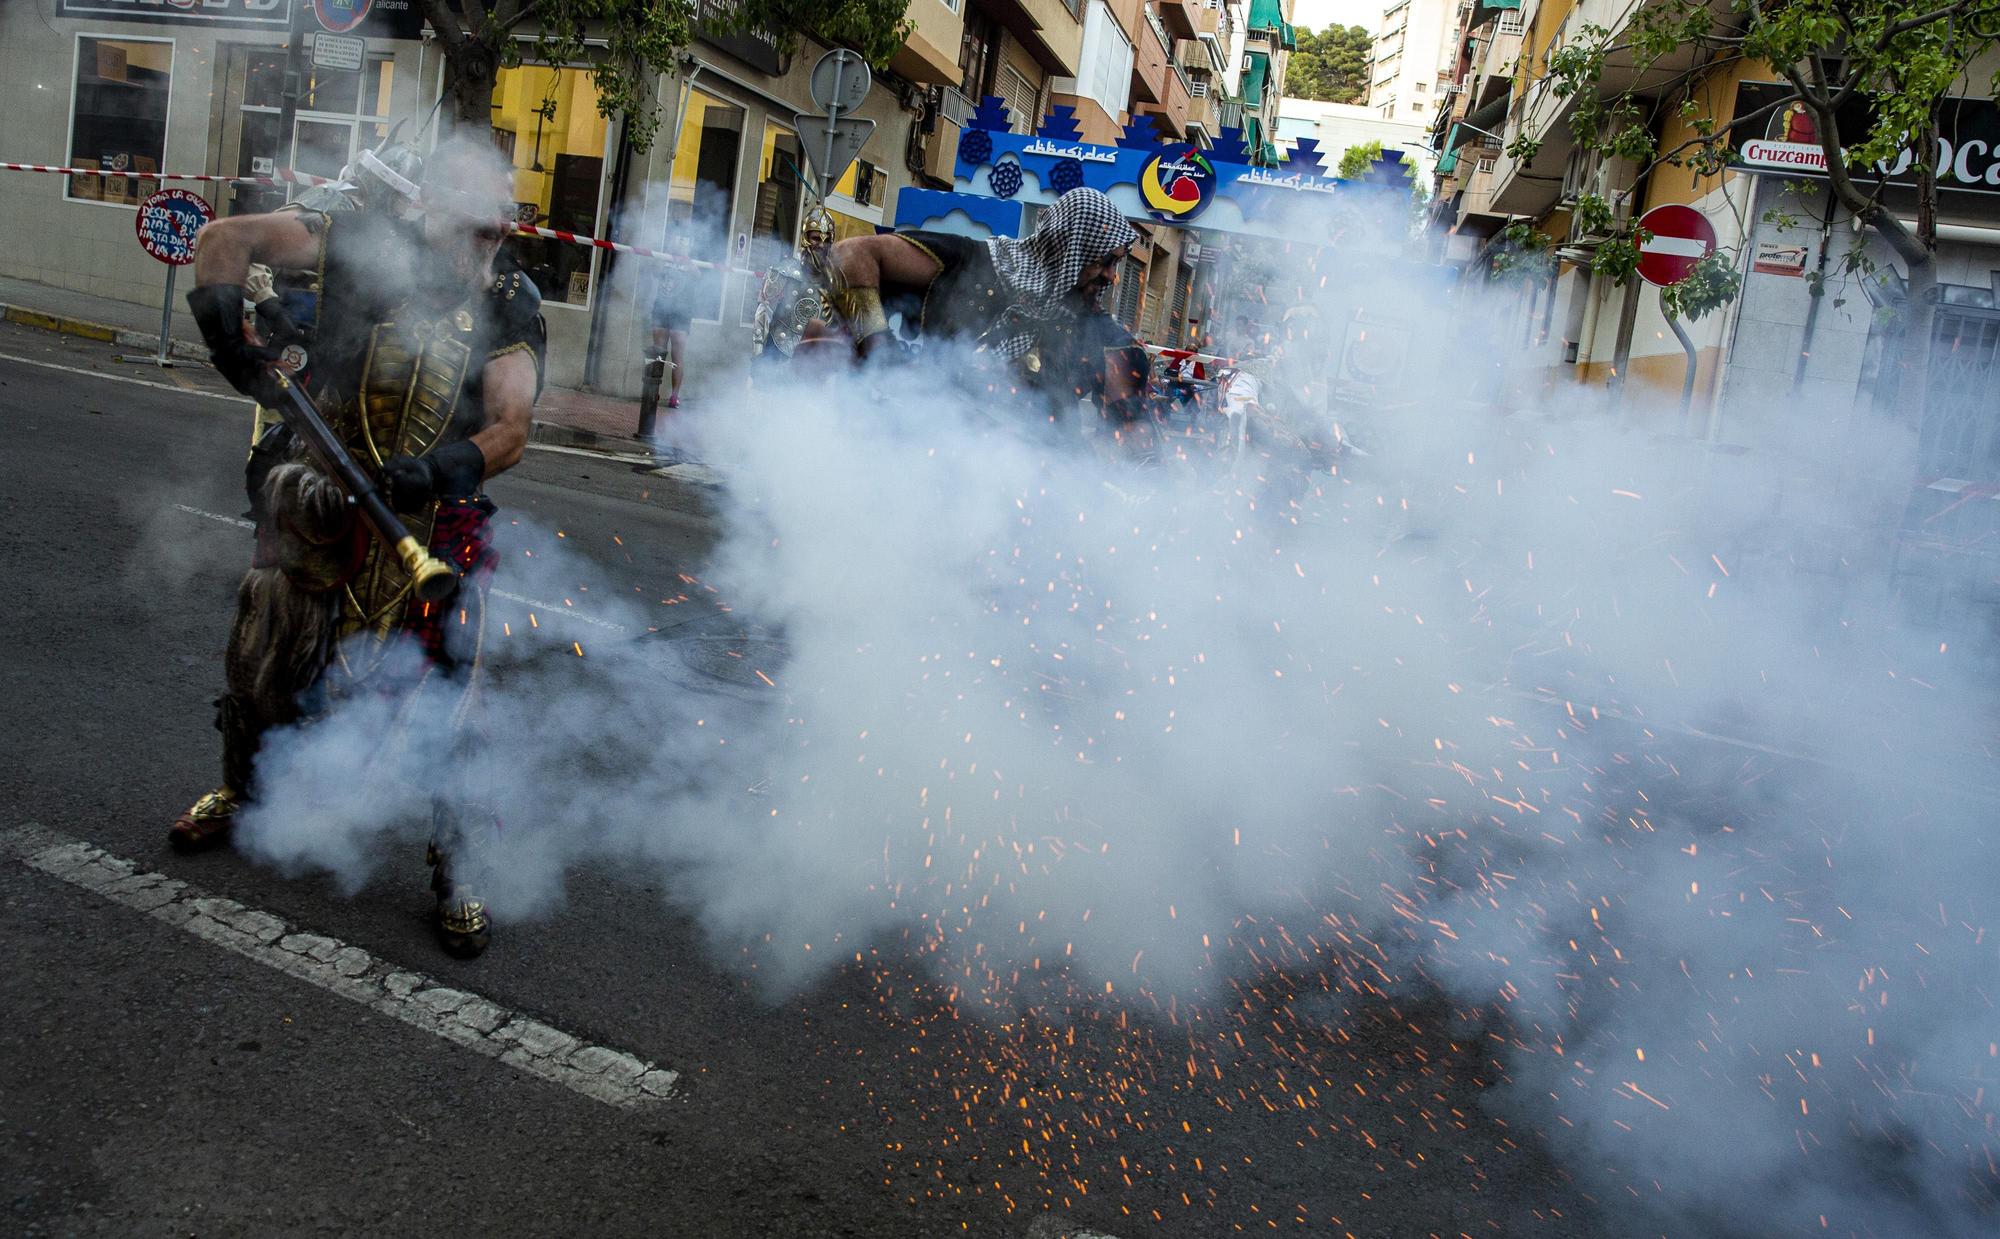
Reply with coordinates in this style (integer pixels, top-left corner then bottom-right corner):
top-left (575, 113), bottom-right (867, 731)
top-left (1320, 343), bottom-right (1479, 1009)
top-left (1635, 203), bottom-right (1717, 287)
top-left (1739, 139), bottom-right (1828, 172)
top-left (312, 0), bottom-right (372, 34)
top-left (134, 187), bottom-right (213, 265)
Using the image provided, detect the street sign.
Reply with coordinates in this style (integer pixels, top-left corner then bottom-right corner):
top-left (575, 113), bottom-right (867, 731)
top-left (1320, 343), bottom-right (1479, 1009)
top-left (808, 49), bottom-right (871, 115)
top-left (1635, 203), bottom-right (1717, 286)
top-left (135, 188), bottom-right (212, 266)
top-left (312, 32), bottom-right (366, 72)
top-left (311, 0), bottom-right (374, 35)
top-left (795, 112), bottom-right (875, 199)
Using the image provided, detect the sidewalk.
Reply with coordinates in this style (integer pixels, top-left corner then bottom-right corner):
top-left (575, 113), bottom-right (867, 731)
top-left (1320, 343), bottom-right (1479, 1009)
top-left (0, 272), bottom-right (657, 457)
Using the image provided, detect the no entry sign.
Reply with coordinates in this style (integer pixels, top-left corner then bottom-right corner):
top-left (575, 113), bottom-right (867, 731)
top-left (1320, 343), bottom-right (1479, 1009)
top-left (135, 188), bottom-right (213, 266)
top-left (1635, 204), bottom-right (1717, 287)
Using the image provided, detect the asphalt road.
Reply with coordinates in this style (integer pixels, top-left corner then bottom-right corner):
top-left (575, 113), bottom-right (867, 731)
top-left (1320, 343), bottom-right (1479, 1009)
top-left (0, 322), bottom-right (1601, 1237)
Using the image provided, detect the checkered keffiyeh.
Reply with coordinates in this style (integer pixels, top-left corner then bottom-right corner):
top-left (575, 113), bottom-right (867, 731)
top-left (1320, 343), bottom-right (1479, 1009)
top-left (985, 188), bottom-right (1138, 360)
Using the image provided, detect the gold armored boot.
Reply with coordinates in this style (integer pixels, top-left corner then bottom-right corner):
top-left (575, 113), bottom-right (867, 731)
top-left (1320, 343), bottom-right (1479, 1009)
top-left (426, 802), bottom-right (491, 959)
top-left (169, 787), bottom-right (245, 853)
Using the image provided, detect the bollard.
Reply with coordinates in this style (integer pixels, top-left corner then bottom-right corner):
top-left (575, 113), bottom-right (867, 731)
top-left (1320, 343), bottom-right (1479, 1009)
top-left (636, 355), bottom-right (665, 440)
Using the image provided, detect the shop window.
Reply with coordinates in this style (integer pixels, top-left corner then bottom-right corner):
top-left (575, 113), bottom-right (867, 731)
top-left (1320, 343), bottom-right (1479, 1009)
top-left (745, 120), bottom-right (805, 322)
top-left (231, 49), bottom-right (393, 216)
top-left (493, 63), bottom-right (610, 307)
top-left (668, 89), bottom-right (745, 321)
top-left (66, 36), bottom-right (172, 206)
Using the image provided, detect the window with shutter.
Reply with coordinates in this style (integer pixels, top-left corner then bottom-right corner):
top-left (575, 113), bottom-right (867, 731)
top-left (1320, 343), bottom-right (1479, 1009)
top-left (997, 63), bottom-right (1039, 135)
top-left (1116, 257), bottom-right (1144, 328)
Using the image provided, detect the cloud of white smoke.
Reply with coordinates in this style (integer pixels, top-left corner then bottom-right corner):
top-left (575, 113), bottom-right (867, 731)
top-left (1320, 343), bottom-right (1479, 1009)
top-left (234, 181), bottom-right (1998, 1234)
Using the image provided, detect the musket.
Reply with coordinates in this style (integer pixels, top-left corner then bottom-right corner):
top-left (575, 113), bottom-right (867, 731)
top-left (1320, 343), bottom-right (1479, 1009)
top-left (266, 370), bottom-right (460, 603)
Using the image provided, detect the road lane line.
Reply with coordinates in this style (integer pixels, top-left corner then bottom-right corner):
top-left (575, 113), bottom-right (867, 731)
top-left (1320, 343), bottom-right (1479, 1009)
top-left (0, 350), bottom-right (250, 403)
top-left (167, 503), bottom-right (630, 634)
top-left (2, 823), bottom-right (679, 1110)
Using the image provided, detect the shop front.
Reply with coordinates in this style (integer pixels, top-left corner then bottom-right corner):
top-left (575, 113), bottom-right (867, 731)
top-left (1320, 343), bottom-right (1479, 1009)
top-left (0, 0), bottom-right (428, 317)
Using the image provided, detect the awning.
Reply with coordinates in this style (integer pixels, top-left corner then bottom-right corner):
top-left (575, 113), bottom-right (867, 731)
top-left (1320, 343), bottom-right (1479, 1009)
top-left (1241, 51), bottom-right (1270, 106)
top-left (1468, 0), bottom-right (1521, 27)
top-left (1248, 0), bottom-right (1298, 49)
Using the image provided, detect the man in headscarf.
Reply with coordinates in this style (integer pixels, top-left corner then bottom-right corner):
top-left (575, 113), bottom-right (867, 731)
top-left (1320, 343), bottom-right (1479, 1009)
top-left (830, 187), bottom-right (1140, 388)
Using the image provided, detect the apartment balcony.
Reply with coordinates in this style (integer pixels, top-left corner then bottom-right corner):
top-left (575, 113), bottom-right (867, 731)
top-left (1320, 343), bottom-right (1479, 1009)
top-left (1216, 97), bottom-right (1245, 131)
top-left (1195, 0), bottom-right (1219, 36)
top-left (1139, 64), bottom-right (1193, 137)
top-left (1131, 9), bottom-right (1171, 104)
top-left (1156, 0), bottom-right (1199, 38)
top-left (889, 0), bottom-right (964, 86)
top-left (1173, 36), bottom-right (1217, 75)
top-left (977, 0), bottom-right (1085, 77)
top-left (1185, 81), bottom-right (1218, 135)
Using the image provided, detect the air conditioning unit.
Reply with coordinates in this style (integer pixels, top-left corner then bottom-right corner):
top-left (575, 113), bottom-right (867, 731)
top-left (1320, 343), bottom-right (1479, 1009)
top-left (921, 117), bottom-right (962, 184)
top-left (1559, 147), bottom-right (1638, 237)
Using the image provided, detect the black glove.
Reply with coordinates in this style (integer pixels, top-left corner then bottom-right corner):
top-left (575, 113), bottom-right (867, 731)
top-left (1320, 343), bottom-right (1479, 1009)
top-left (252, 295), bottom-right (304, 351)
top-left (379, 440), bottom-right (486, 513)
top-left (187, 284), bottom-right (282, 402)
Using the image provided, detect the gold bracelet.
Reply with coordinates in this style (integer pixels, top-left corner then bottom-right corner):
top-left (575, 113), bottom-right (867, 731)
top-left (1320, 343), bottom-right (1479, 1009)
top-left (845, 287), bottom-right (889, 340)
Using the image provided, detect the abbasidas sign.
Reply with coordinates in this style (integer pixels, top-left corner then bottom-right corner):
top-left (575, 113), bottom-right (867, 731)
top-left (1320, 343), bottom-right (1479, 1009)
top-left (55, 0), bottom-right (425, 38)
top-left (1731, 81), bottom-right (2000, 195)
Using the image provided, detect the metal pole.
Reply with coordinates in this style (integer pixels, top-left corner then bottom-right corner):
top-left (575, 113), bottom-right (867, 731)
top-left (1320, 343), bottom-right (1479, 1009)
top-left (822, 59), bottom-right (846, 201)
top-left (155, 264), bottom-right (177, 368)
top-left (277, 0), bottom-right (309, 197)
top-left (1663, 295), bottom-right (1698, 432)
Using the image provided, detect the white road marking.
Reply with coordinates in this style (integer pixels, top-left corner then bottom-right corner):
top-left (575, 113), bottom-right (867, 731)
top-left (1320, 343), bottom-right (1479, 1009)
top-left (167, 502), bottom-right (629, 634)
top-left (0, 350), bottom-right (251, 403)
top-left (2, 823), bottom-right (679, 1109)
top-left (175, 502), bottom-right (253, 529)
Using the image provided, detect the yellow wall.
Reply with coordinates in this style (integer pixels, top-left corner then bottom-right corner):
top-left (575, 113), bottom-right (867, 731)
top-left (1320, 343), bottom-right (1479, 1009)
top-left (493, 65), bottom-right (607, 218)
top-left (1640, 57), bottom-right (1771, 211)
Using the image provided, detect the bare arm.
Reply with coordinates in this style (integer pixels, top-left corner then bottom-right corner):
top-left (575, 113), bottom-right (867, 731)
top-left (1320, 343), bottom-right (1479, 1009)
top-left (831, 233), bottom-right (943, 290)
top-left (470, 348), bottom-right (537, 478)
top-left (830, 234), bottom-right (940, 358)
top-left (192, 211), bottom-right (323, 287)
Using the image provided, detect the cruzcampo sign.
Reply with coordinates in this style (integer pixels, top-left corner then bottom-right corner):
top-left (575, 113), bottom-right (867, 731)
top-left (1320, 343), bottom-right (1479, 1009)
top-left (1731, 81), bottom-right (2000, 195)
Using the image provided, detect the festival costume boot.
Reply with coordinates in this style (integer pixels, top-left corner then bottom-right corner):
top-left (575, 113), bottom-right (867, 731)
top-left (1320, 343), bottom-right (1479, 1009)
top-left (428, 803), bottom-right (491, 959)
top-left (170, 693), bottom-right (262, 852)
top-left (169, 787), bottom-right (245, 852)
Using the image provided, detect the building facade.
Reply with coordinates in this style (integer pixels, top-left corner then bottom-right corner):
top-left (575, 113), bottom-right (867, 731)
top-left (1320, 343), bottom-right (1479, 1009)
top-left (1365, 0), bottom-right (1456, 127)
top-left (0, 0), bottom-right (1086, 397)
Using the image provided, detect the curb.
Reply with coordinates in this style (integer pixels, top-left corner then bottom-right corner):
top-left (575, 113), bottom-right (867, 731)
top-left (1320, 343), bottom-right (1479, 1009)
top-left (529, 418), bottom-right (662, 456)
top-left (1, 301), bottom-right (208, 362)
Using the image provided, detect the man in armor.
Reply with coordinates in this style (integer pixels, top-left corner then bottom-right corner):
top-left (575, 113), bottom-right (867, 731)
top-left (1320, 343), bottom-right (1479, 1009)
top-left (242, 138), bottom-right (427, 453)
top-left (172, 141), bottom-right (545, 959)
top-left (827, 187), bottom-right (1142, 427)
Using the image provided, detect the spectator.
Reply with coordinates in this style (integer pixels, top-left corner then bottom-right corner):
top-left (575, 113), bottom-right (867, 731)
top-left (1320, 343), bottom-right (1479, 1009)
top-left (648, 233), bottom-right (705, 410)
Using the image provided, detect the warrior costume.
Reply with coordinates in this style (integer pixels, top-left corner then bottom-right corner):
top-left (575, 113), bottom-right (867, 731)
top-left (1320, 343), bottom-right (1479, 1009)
top-left (176, 210), bottom-right (545, 957)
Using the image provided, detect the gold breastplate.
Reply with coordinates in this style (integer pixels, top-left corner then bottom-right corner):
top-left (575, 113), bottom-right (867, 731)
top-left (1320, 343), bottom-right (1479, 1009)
top-left (331, 306), bottom-right (480, 677)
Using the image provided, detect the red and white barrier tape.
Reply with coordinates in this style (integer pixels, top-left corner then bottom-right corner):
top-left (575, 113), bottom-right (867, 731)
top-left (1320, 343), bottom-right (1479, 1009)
top-left (1, 160), bottom-right (341, 187)
top-left (5, 160), bottom-right (753, 275)
top-left (512, 223), bottom-right (759, 277)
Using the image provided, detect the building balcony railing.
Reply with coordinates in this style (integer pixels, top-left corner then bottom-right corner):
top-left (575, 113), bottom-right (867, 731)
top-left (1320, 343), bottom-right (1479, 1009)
top-left (1131, 11), bottom-right (1171, 104)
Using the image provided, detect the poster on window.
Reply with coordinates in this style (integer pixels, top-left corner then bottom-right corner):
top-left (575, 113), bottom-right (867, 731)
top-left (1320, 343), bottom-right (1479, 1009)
top-left (56, 0), bottom-right (425, 39)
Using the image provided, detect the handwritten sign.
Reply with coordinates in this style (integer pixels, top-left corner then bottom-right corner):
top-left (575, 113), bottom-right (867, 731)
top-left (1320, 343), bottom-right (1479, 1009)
top-left (135, 187), bottom-right (213, 266)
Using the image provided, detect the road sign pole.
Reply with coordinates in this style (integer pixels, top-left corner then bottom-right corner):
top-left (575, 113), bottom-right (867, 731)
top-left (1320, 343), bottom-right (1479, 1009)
top-left (1662, 293), bottom-right (1698, 428)
top-left (821, 60), bottom-right (846, 200)
top-left (156, 264), bottom-right (177, 368)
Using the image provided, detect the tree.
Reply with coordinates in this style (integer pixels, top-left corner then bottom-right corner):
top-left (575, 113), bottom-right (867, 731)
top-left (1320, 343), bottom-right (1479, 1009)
top-left (1520, 0), bottom-right (2000, 409)
top-left (1337, 138), bottom-right (1383, 180)
top-left (416, 0), bottom-right (911, 150)
top-left (1286, 25), bottom-right (1372, 105)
